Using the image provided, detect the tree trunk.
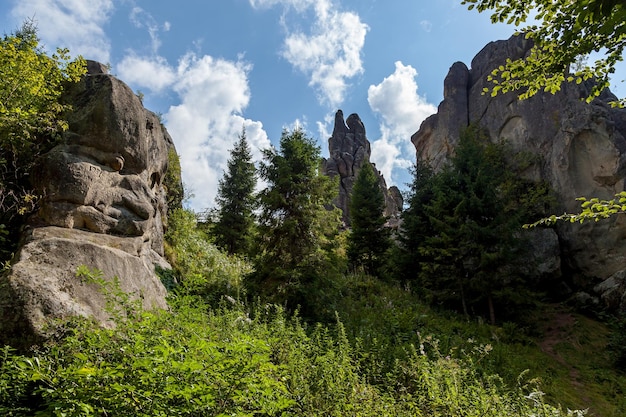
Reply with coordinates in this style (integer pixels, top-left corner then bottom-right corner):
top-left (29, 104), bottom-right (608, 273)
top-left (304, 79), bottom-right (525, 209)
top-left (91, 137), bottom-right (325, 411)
top-left (488, 293), bottom-right (496, 325)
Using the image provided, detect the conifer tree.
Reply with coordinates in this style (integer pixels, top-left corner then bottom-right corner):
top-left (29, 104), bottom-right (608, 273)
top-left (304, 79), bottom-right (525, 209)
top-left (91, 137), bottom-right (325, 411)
top-left (408, 126), bottom-right (546, 324)
top-left (395, 161), bottom-right (436, 283)
top-left (251, 128), bottom-right (341, 311)
top-left (347, 162), bottom-right (391, 277)
top-left (213, 128), bottom-right (257, 255)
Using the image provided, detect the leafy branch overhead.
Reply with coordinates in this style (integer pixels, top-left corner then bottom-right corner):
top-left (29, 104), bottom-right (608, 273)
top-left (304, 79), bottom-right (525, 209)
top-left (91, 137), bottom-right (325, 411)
top-left (463, 0), bottom-right (625, 106)
top-left (524, 192), bottom-right (626, 228)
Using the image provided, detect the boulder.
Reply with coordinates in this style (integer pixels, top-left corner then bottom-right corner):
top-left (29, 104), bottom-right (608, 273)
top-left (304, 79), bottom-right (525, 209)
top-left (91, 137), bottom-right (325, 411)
top-left (0, 61), bottom-right (176, 347)
top-left (411, 35), bottom-right (626, 308)
top-left (323, 110), bottom-right (402, 226)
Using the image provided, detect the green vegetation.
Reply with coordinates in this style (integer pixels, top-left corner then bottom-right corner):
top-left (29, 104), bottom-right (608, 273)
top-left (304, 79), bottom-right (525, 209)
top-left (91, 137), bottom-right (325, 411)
top-left (0, 21), bottom-right (85, 261)
top-left (399, 127), bottom-right (552, 324)
top-left (213, 128), bottom-right (257, 256)
top-left (164, 147), bottom-right (184, 216)
top-left (2, 17), bottom-right (626, 417)
top-left (525, 192), bottom-right (626, 227)
top-left (250, 128), bottom-right (343, 316)
top-left (2, 265), bottom-right (614, 416)
top-left (463, 0), bottom-right (626, 106)
top-left (347, 162), bottom-right (391, 277)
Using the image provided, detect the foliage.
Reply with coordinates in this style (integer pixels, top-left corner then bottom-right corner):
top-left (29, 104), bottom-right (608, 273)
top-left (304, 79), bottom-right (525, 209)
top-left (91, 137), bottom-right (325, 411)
top-left (463, 0), bottom-right (626, 106)
top-left (396, 161), bottom-right (437, 283)
top-left (347, 162), bottom-right (392, 277)
top-left (524, 191), bottom-right (626, 227)
top-left (213, 128), bottom-right (257, 255)
top-left (165, 208), bottom-right (252, 304)
top-left (608, 316), bottom-right (626, 371)
top-left (402, 126), bottom-right (549, 324)
top-left (164, 147), bottom-right (184, 215)
top-left (0, 21), bottom-right (85, 261)
top-left (251, 128), bottom-right (342, 315)
top-left (0, 288), bottom-right (588, 417)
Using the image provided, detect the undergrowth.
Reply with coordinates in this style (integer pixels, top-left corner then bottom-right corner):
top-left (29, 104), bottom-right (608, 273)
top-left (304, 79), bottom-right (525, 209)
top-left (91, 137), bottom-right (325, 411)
top-left (0, 266), bottom-right (589, 417)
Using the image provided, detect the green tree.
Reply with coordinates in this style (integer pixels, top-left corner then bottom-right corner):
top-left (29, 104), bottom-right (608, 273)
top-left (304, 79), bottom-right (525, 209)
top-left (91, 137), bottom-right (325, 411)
top-left (416, 127), bottom-right (540, 324)
top-left (347, 162), bottom-right (391, 277)
top-left (0, 21), bottom-right (85, 260)
top-left (463, 0), bottom-right (626, 106)
top-left (251, 128), bottom-right (341, 313)
top-left (213, 128), bottom-right (257, 255)
top-left (395, 161), bottom-right (436, 284)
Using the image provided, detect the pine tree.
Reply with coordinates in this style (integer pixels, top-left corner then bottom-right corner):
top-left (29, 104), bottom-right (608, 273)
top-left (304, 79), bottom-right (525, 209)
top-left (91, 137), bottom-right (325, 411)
top-left (213, 128), bottom-right (257, 255)
top-left (251, 128), bottom-right (341, 312)
top-left (347, 162), bottom-right (391, 277)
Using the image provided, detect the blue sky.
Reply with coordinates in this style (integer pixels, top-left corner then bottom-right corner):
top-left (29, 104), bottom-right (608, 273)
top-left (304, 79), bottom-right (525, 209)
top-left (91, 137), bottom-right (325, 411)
top-left (2, 1), bottom-right (624, 211)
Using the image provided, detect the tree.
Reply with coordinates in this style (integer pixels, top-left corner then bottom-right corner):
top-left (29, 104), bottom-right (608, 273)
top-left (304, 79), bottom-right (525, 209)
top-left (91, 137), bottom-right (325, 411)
top-left (347, 162), bottom-right (391, 277)
top-left (395, 161), bottom-right (436, 284)
top-left (0, 21), bottom-right (85, 260)
top-left (463, 0), bottom-right (626, 106)
top-left (413, 127), bottom-right (544, 324)
top-left (213, 128), bottom-right (257, 255)
top-left (251, 128), bottom-right (341, 312)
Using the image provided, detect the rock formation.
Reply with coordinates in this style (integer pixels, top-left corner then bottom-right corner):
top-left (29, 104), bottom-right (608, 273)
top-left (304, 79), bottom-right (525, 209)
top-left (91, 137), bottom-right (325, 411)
top-left (0, 61), bottom-right (177, 347)
top-left (323, 110), bottom-right (403, 227)
top-left (412, 35), bottom-right (626, 312)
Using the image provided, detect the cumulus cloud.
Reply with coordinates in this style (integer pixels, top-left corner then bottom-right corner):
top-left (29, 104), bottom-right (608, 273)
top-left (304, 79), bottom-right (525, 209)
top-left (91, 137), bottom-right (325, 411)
top-left (250, 0), bottom-right (368, 108)
top-left (116, 54), bottom-right (177, 92)
top-left (9, 0), bottom-right (114, 63)
top-left (162, 54), bottom-right (270, 210)
top-left (367, 61), bottom-right (437, 184)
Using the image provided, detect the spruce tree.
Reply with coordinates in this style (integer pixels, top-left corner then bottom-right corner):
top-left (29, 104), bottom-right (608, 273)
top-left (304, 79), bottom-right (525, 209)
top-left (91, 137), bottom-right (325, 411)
top-left (411, 126), bottom-right (544, 324)
top-left (347, 162), bottom-right (391, 277)
top-left (396, 161), bottom-right (436, 284)
top-left (251, 128), bottom-right (341, 312)
top-left (213, 128), bottom-right (257, 255)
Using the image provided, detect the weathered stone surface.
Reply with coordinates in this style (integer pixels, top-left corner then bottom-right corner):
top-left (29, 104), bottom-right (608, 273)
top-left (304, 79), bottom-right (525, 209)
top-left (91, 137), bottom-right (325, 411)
top-left (0, 61), bottom-right (176, 346)
top-left (411, 35), bottom-right (626, 309)
top-left (323, 110), bottom-right (402, 226)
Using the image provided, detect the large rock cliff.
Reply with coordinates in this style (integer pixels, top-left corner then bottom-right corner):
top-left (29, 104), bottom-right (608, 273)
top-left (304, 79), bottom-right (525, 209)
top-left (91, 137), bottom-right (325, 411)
top-left (412, 35), bottom-right (626, 312)
top-left (323, 110), bottom-right (403, 227)
top-left (0, 61), bottom-right (176, 347)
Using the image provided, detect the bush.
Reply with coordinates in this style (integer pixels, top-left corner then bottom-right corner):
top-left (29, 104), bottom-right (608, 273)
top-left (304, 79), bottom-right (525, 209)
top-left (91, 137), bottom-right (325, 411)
top-left (165, 208), bottom-right (252, 304)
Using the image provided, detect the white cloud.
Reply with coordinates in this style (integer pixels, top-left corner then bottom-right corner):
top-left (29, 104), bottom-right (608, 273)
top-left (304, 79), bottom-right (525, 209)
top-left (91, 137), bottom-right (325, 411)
top-left (116, 54), bottom-right (176, 92)
top-left (420, 20), bottom-right (433, 32)
top-left (129, 6), bottom-right (163, 53)
top-left (250, 0), bottom-right (368, 108)
top-left (367, 61), bottom-right (437, 184)
top-left (9, 0), bottom-right (114, 63)
top-left (162, 53), bottom-right (270, 211)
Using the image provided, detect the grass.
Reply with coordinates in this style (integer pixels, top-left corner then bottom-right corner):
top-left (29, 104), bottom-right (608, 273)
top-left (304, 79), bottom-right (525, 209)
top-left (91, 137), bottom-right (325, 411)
top-left (329, 273), bottom-right (626, 416)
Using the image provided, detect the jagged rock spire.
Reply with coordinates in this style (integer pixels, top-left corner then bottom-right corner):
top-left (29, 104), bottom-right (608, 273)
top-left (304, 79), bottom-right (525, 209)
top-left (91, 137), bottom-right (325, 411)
top-left (323, 110), bottom-right (402, 227)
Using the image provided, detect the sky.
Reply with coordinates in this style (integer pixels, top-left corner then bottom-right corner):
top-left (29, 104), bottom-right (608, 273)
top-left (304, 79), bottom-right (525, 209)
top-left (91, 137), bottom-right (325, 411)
top-left (2, 0), bottom-right (624, 212)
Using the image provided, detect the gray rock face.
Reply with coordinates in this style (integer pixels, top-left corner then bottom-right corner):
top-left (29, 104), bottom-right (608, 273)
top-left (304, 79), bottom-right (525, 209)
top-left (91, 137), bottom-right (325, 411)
top-left (411, 35), bottom-right (626, 310)
top-left (323, 110), bottom-right (402, 226)
top-left (0, 61), bottom-right (175, 347)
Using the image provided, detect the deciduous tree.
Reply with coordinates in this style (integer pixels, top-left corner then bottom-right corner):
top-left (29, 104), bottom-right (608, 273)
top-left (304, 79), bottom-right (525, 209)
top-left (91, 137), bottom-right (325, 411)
top-left (463, 0), bottom-right (625, 105)
top-left (0, 21), bottom-right (85, 260)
